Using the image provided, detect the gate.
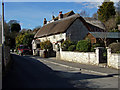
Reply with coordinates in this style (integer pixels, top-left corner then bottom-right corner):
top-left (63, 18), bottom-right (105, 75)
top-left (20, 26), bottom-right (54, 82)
top-left (99, 48), bottom-right (107, 63)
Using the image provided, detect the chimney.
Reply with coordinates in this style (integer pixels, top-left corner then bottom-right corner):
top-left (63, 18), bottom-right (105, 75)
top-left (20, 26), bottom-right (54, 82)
top-left (43, 18), bottom-right (47, 25)
top-left (118, 24), bottom-right (120, 31)
top-left (58, 11), bottom-right (63, 20)
top-left (52, 15), bottom-right (55, 20)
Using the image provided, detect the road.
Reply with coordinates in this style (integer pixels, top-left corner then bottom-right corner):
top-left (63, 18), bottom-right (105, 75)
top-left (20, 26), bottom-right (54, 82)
top-left (3, 54), bottom-right (118, 88)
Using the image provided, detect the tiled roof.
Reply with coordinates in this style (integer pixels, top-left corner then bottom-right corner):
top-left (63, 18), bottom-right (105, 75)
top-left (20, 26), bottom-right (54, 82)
top-left (90, 32), bottom-right (120, 38)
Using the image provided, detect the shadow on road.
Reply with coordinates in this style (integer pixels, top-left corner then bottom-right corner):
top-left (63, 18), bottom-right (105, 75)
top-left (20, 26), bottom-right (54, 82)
top-left (3, 54), bottom-right (118, 88)
top-left (54, 71), bottom-right (118, 88)
top-left (3, 54), bottom-right (74, 88)
top-left (54, 71), bottom-right (118, 80)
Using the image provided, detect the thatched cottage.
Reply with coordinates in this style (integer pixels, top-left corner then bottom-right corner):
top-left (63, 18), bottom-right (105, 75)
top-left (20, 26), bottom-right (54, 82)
top-left (32, 11), bottom-right (105, 55)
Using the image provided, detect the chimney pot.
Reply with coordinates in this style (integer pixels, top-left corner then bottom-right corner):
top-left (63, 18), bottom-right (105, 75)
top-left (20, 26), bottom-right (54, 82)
top-left (52, 15), bottom-right (55, 20)
top-left (59, 11), bottom-right (63, 20)
top-left (43, 18), bottom-right (47, 25)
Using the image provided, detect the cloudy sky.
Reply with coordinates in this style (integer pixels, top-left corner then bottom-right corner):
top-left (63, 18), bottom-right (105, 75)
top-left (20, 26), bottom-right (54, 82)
top-left (0, 0), bottom-right (119, 30)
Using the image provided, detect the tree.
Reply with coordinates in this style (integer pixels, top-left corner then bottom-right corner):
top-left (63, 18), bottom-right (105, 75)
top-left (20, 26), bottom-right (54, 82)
top-left (79, 10), bottom-right (89, 17)
top-left (97, 0), bottom-right (117, 47)
top-left (116, 1), bottom-right (120, 14)
top-left (23, 33), bottom-right (34, 49)
top-left (8, 20), bottom-right (19, 27)
top-left (32, 26), bottom-right (41, 34)
top-left (97, 0), bottom-right (116, 22)
top-left (8, 20), bottom-right (21, 49)
top-left (16, 32), bottom-right (34, 49)
top-left (4, 22), bottom-right (10, 46)
top-left (92, 13), bottom-right (98, 19)
top-left (11, 23), bottom-right (21, 32)
top-left (104, 17), bottom-right (117, 31)
top-left (20, 28), bottom-right (27, 33)
top-left (115, 1), bottom-right (120, 25)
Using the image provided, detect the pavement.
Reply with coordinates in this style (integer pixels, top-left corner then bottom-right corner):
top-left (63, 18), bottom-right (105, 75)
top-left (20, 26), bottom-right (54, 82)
top-left (26, 55), bottom-right (119, 78)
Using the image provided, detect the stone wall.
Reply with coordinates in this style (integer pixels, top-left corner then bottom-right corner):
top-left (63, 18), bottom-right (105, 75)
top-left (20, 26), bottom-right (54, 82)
top-left (107, 48), bottom-right (120, 69)
top-left (57, 49), bottom-right (99, 65)
top-left (4, 46), bottom-right (11, 67)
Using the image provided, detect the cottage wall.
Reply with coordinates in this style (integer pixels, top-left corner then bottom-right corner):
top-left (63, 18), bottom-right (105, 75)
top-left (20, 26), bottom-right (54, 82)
top-left (66, 19), bottom-right (89, 41)
top-left (38, 33), bottom-right (66, 50)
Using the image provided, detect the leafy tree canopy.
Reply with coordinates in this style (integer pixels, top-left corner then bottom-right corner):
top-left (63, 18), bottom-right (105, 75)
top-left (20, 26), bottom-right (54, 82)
top-left (8, 20), bottom-right (19, 26)
top-left (97, 0), bottom-right (116, 22)
top-left (16, 32), bottom-right (34, 49)
top-left (11, 23), bottom-right (21, 32)
top-left (79, 10), bottom-right (89, 17)
top-left (116, 1), bottom-right (120, 14)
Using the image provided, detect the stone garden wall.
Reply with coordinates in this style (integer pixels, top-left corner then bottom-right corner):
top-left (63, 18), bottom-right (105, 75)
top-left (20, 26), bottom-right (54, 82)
top-left (56, 48), bottom-right (100, 65)
top-left (107, 48), bottom-right (120, 69)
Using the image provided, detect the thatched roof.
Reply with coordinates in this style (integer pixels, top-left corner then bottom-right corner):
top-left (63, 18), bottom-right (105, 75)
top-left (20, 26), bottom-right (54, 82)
top-left (83, 17), bottom-right (105, 30)
top-left (53, 10), bottom-right (75, 20)
top-left (35, 14), bottom-right (80, 38)
top-left (35, 14), bottom-right (105, 38)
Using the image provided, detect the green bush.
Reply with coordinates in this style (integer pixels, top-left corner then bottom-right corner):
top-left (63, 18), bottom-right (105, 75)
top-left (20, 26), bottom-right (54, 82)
top-left (76, 40), bottom-right (91, 52)
top-left (108, 42), bottom-right (120, 53)
top-left (61, 40), bottom-right (72, 51)
top-left (91, 43), bottom-right (101, 52)
top-left (109, 29), bottom-right (120, 32)
top-left (40, 40), bottom-right (53, 50)
top-left (68, 45), bottom-right (76, 51)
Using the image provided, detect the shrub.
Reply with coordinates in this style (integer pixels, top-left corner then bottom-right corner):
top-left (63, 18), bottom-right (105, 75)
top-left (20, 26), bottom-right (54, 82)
top-left (91, 43), bottom-right (101, 52)
top-left (40, 40), bottom-right (53, 50)
top-left (76, 40), bottom-right (91, 52)
top-left (61, 40), bottom-right (72, 51)
top-left (40, 42), bottom-right (45, 50)
top-left (108, 42), bottom-right (120, 53)
top-left (109, 29), bottom-right (120, 32)
top-left (68, 45), bottom-right (76, 51)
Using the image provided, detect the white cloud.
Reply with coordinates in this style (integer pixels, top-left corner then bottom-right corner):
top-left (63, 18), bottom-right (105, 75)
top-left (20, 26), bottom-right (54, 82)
top-left (3, 0), bottom-right (120, 2)
top-left (80, 2), bottom-right (102, 9)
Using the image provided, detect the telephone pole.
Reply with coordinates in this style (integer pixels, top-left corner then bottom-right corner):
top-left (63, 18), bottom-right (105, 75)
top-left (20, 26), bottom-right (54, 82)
top-left (2, 0), bottom-right (5, 71)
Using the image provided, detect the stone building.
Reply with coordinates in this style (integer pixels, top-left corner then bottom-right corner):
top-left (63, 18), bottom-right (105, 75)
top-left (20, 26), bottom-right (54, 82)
top-left (32, 11), bottom-right (105, 54)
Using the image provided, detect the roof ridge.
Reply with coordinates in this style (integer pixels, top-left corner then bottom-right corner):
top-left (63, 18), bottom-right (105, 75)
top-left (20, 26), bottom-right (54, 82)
top-left (45, 14), bottom-right (80, 25)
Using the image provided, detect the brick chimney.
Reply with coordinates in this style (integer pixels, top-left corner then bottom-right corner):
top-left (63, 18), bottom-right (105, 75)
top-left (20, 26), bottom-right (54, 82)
top-left (58, 11), bottom-right (63, 20)
top-left (118, 24), bottom-right (120, 31)
top-left (52, 15), bottom-right (55, 20)
top-left (43, 18), bottom-right (47, 25)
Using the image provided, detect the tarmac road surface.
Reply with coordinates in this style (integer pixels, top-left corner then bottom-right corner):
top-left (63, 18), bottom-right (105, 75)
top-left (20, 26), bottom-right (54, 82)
top-left (3, 54), bottom-right (119, 88)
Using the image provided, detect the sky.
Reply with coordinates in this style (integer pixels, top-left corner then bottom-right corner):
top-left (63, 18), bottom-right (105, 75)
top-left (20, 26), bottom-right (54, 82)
top-left (0, 1), bottom-right (119, 30)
